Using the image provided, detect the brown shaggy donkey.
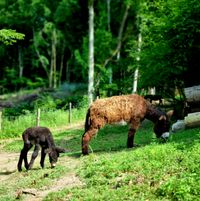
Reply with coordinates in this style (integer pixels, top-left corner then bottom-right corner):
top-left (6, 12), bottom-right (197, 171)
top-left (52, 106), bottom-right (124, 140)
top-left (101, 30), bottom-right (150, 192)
top-left (82, 94), bottom-right (172, 155)
top-left (17, 126), bottom-right (65, 171)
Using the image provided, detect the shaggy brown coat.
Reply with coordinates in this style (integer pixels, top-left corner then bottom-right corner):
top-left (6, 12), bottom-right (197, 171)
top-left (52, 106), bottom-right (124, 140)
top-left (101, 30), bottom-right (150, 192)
top-left (82, 94), bottom-right (171, 155)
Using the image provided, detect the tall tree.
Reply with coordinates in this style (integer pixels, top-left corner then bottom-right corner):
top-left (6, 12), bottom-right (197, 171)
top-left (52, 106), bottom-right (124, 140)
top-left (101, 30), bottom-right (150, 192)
top-left (88, 0), bottom-right (94, 105)
top-left (132, 32), bottom-right (142, 93)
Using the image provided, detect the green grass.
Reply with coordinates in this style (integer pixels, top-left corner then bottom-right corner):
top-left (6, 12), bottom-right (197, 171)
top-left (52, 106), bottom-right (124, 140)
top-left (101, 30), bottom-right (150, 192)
top-left (0, 107), bottom-right (87, 139)
top-left (45, 125), bottom-right (200, 201)
top-left (0, 165), bottom-right (69, 201)
top-left (1, 121), bottom-right (200, 201)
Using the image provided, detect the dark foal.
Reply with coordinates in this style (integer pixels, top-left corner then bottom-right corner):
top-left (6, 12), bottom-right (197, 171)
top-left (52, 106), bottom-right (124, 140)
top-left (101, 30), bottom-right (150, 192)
top-left (17, 126), bottom-right (65, 171)
top-left (82, 94), bottom-right (172, 155)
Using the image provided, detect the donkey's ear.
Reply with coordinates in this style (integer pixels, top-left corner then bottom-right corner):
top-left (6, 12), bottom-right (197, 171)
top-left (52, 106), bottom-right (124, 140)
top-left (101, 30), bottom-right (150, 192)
top-left (159, 115), bottom-right (166, 121)
top-left (166, 110), bottom-right (174, 120)
top-left (55, 147), bottom-right (66, 153)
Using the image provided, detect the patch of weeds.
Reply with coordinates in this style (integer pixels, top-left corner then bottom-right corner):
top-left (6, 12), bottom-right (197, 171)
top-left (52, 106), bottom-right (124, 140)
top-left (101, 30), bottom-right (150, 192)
top-left (2, 139), bottom-right (22, 152)
top-left (16, 165), bottom-right (67, 189)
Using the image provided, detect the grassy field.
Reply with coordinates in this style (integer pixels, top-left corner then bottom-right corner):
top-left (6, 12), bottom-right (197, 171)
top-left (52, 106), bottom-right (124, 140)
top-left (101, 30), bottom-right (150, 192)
top-left (0, 121), bottom-right (200, 201)
top-left (0, 107), bottom-right (87, 139)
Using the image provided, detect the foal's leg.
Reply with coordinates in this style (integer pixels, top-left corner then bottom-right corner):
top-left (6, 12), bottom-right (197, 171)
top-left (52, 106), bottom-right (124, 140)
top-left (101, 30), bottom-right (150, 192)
top-left (24, 144), bottom-right (33, 170)
top-left (17, 143), bottom-right (32, 172)
top-left (28, 144), bottom-right (40, 170)
top-left (40, 147), bottom-right (46, 168)
top-left (82, 128), bottom-right (98, 155)
top-left (127, 118), bottom-right (140, 148)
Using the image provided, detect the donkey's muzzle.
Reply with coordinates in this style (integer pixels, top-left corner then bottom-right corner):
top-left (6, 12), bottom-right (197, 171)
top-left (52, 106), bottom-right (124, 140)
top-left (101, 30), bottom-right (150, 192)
top-left (51, 163), bottom-right (56, 168)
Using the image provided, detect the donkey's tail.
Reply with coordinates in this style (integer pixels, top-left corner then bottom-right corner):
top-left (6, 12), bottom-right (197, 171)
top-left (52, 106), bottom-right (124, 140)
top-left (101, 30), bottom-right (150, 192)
top-left (84, 108), bottom-right (91, 132)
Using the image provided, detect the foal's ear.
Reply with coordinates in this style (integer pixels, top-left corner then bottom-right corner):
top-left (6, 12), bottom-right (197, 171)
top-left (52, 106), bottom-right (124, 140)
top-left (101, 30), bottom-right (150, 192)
top-left (166, 110), bottom-right (174, 120)
top-left (159, 115), bottom-right (166, 121)
top-left (55, 147), bottom-right (66, 153)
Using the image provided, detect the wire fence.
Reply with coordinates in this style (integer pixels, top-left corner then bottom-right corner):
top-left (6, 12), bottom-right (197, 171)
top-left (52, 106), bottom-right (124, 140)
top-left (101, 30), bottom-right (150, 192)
top-left (0, 102), bottom-right (75, 132)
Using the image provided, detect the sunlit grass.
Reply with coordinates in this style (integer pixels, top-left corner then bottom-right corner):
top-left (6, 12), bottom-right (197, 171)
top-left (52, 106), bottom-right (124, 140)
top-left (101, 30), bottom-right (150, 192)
top-left (44, 126), bottom-right (200, 201)
top-left (0, 107), bottom-right (87, 139)
top-left (1, 120), bottom-right (200, 201)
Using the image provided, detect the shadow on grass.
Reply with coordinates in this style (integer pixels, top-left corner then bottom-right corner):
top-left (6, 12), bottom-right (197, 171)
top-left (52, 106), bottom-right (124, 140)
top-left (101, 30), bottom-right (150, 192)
top-left (55, 122), bottom-right (200, 159)
top-left (54, 123), bottom-right (156, 158)
top-left (0, 170), bottom-right (16, 175)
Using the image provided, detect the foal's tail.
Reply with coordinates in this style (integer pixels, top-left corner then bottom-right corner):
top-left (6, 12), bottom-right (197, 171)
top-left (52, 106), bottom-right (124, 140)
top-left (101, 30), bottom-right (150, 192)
top-left (84, 108), bottom-right (91, 132)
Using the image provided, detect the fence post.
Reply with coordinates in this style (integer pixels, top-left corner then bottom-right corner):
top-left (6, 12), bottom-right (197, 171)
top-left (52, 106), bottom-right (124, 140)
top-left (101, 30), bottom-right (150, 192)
top-left (0, 111), bottom-right (2, 131)
top-left (69, 102), bottom-right (72, 124)
top-left (36, 108), bottom-right (41, 126)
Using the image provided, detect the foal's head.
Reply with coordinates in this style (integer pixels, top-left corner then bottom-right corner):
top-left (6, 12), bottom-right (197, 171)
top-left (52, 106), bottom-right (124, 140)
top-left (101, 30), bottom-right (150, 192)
top-left (46, 147), bottom-right (66, 168)
top-left (154, 115), bottom-right (171, 140)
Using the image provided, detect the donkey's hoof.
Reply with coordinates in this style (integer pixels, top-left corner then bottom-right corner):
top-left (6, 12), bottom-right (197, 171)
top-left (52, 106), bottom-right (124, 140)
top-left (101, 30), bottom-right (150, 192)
top-left (82, 151), bottom-right (89, 156)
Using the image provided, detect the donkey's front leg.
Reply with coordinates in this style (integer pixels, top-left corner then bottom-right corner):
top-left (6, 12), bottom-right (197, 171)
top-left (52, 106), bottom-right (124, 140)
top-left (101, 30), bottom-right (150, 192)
top-left (28, 144), bottom-right (40, 170)
top-left (127, 119), bottom-right (140, 148)
top-left (127, 128), bottom-right (136, 148)
top-left (82, 128), bottom-right (98, 155)
top-left (40, 147), bottom-right (46, 168)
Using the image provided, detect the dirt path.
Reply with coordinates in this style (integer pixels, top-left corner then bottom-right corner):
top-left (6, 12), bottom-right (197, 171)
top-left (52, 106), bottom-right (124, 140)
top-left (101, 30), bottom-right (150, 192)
top-left (22, 156), bottom-right (83, 201)
top-left (0, 123), bottom-right (85, 200)
top-left (0, 151), bottom-right (83, 201)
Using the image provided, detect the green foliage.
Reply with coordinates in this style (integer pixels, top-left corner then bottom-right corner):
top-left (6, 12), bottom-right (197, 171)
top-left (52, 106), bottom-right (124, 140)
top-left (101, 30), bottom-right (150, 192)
top-left (132, 0), bottom-right (200, 93)
top-left (0, 29), bottom-right (24, 45)
top-left (0, 89), bottom-right (88, 139)
top-left (0, 0), bottom-right (199, 96)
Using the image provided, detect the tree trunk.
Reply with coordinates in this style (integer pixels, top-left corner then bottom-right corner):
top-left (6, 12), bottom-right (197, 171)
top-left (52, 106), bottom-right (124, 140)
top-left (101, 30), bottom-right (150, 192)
top-left (88, 0), bottom-right (95, 105)
top-left (65, 52), bottom-right (73, 83)
top-left (59, 44), bottom-right (64, 87)
top-left (107, 0), bottom-right (111, 32)
top-left (107, 0), bottom-right (112, 96)
top-left (53, 28), bottom-right (57, 88)
top-left (103, 5), bottom-right (129, 67)
top-left (33, 28), bottom-right (50, 85)
top-left (102, 4), bottom-right (129, 96)
top-left (132, 32), bottom-right (142, 93)
top-left (18, 45), bottom-right (23, 78)
top-left (50, 28), bottom-right (57, 88)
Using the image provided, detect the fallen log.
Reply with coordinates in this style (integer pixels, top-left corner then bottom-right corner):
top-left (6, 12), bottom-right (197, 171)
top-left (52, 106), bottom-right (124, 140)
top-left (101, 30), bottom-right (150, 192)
top-left (184, 85), bottom-right (200, 113)
top-left (184, 112), bottom-right (200, 128)
top-left (184, 85), bottom-right (200, 103)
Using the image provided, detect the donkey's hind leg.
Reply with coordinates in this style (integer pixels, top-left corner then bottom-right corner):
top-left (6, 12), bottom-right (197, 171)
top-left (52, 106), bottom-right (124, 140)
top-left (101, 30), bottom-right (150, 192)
top-left (82, 128), bottom-right (98, 155)
top-left (17, 143), bottom-right (33, 172)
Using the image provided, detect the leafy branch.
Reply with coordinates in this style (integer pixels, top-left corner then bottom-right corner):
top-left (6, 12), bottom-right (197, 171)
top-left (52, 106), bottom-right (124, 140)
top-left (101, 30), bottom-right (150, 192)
top-left (0, 29), bottom-right (25, 45)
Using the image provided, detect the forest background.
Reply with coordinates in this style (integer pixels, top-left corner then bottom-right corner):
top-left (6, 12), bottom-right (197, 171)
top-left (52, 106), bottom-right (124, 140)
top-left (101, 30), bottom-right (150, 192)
top-left (0, 0), bottom-right (200, 104)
